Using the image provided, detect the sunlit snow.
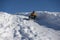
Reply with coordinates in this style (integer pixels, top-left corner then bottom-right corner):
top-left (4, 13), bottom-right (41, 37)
top-left (0, 11), bottom-right (60, 40)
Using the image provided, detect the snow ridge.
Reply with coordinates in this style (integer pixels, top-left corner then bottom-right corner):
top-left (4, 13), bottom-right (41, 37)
top-left (0, 12), bottom-right (60, 40)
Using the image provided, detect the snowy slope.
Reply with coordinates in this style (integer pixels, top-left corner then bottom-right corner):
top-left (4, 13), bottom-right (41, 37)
top-left (0, 12), bottom-right (60, 40)
top-left (16, 11), bottom-right (60, 30)
top-left (36, 11), bottom-right (60, 30)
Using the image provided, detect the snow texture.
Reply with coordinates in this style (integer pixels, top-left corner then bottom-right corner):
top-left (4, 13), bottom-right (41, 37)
top-left (0, 11), bottom-right (60, 40)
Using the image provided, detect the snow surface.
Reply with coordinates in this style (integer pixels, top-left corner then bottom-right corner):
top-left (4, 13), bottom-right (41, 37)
top-left (16, 11), bottom-right (60, 30)
top-left (0, 12), bottom-right (60, 40)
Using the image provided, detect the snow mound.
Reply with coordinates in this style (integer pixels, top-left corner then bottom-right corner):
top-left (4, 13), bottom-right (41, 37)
top-left (0, 12), bottom-right (60, 40)
top-left (16, 11), bottom-right (60, 30)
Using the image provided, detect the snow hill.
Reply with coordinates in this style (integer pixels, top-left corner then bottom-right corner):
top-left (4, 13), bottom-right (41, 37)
top-left (16, 11), bottom-right (60, 30)
top-left (0, 11), bottom-right (60, 40)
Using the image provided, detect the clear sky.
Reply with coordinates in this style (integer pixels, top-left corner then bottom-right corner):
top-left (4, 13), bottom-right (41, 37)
top-left (0, 0), bottom-right (60, 13)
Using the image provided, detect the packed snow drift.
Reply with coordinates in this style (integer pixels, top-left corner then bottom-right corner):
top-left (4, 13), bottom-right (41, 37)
top-left (0, 11), bottom-right (60, 40)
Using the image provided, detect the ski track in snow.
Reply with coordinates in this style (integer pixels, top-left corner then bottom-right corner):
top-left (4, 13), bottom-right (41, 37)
top-left (0, 12), bottom-right (60, 40)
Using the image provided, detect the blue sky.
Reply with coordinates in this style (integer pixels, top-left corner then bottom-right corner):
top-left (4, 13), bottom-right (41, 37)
top-left (0, 0), bottom-right (60, 13)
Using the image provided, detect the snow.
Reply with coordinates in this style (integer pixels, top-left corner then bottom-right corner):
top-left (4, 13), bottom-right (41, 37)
top-left (0, 11), bottom-right (60, 40)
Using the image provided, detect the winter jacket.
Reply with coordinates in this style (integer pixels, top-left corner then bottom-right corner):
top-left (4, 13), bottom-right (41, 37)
top-left (31, 13), bottom-right (36, 16)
